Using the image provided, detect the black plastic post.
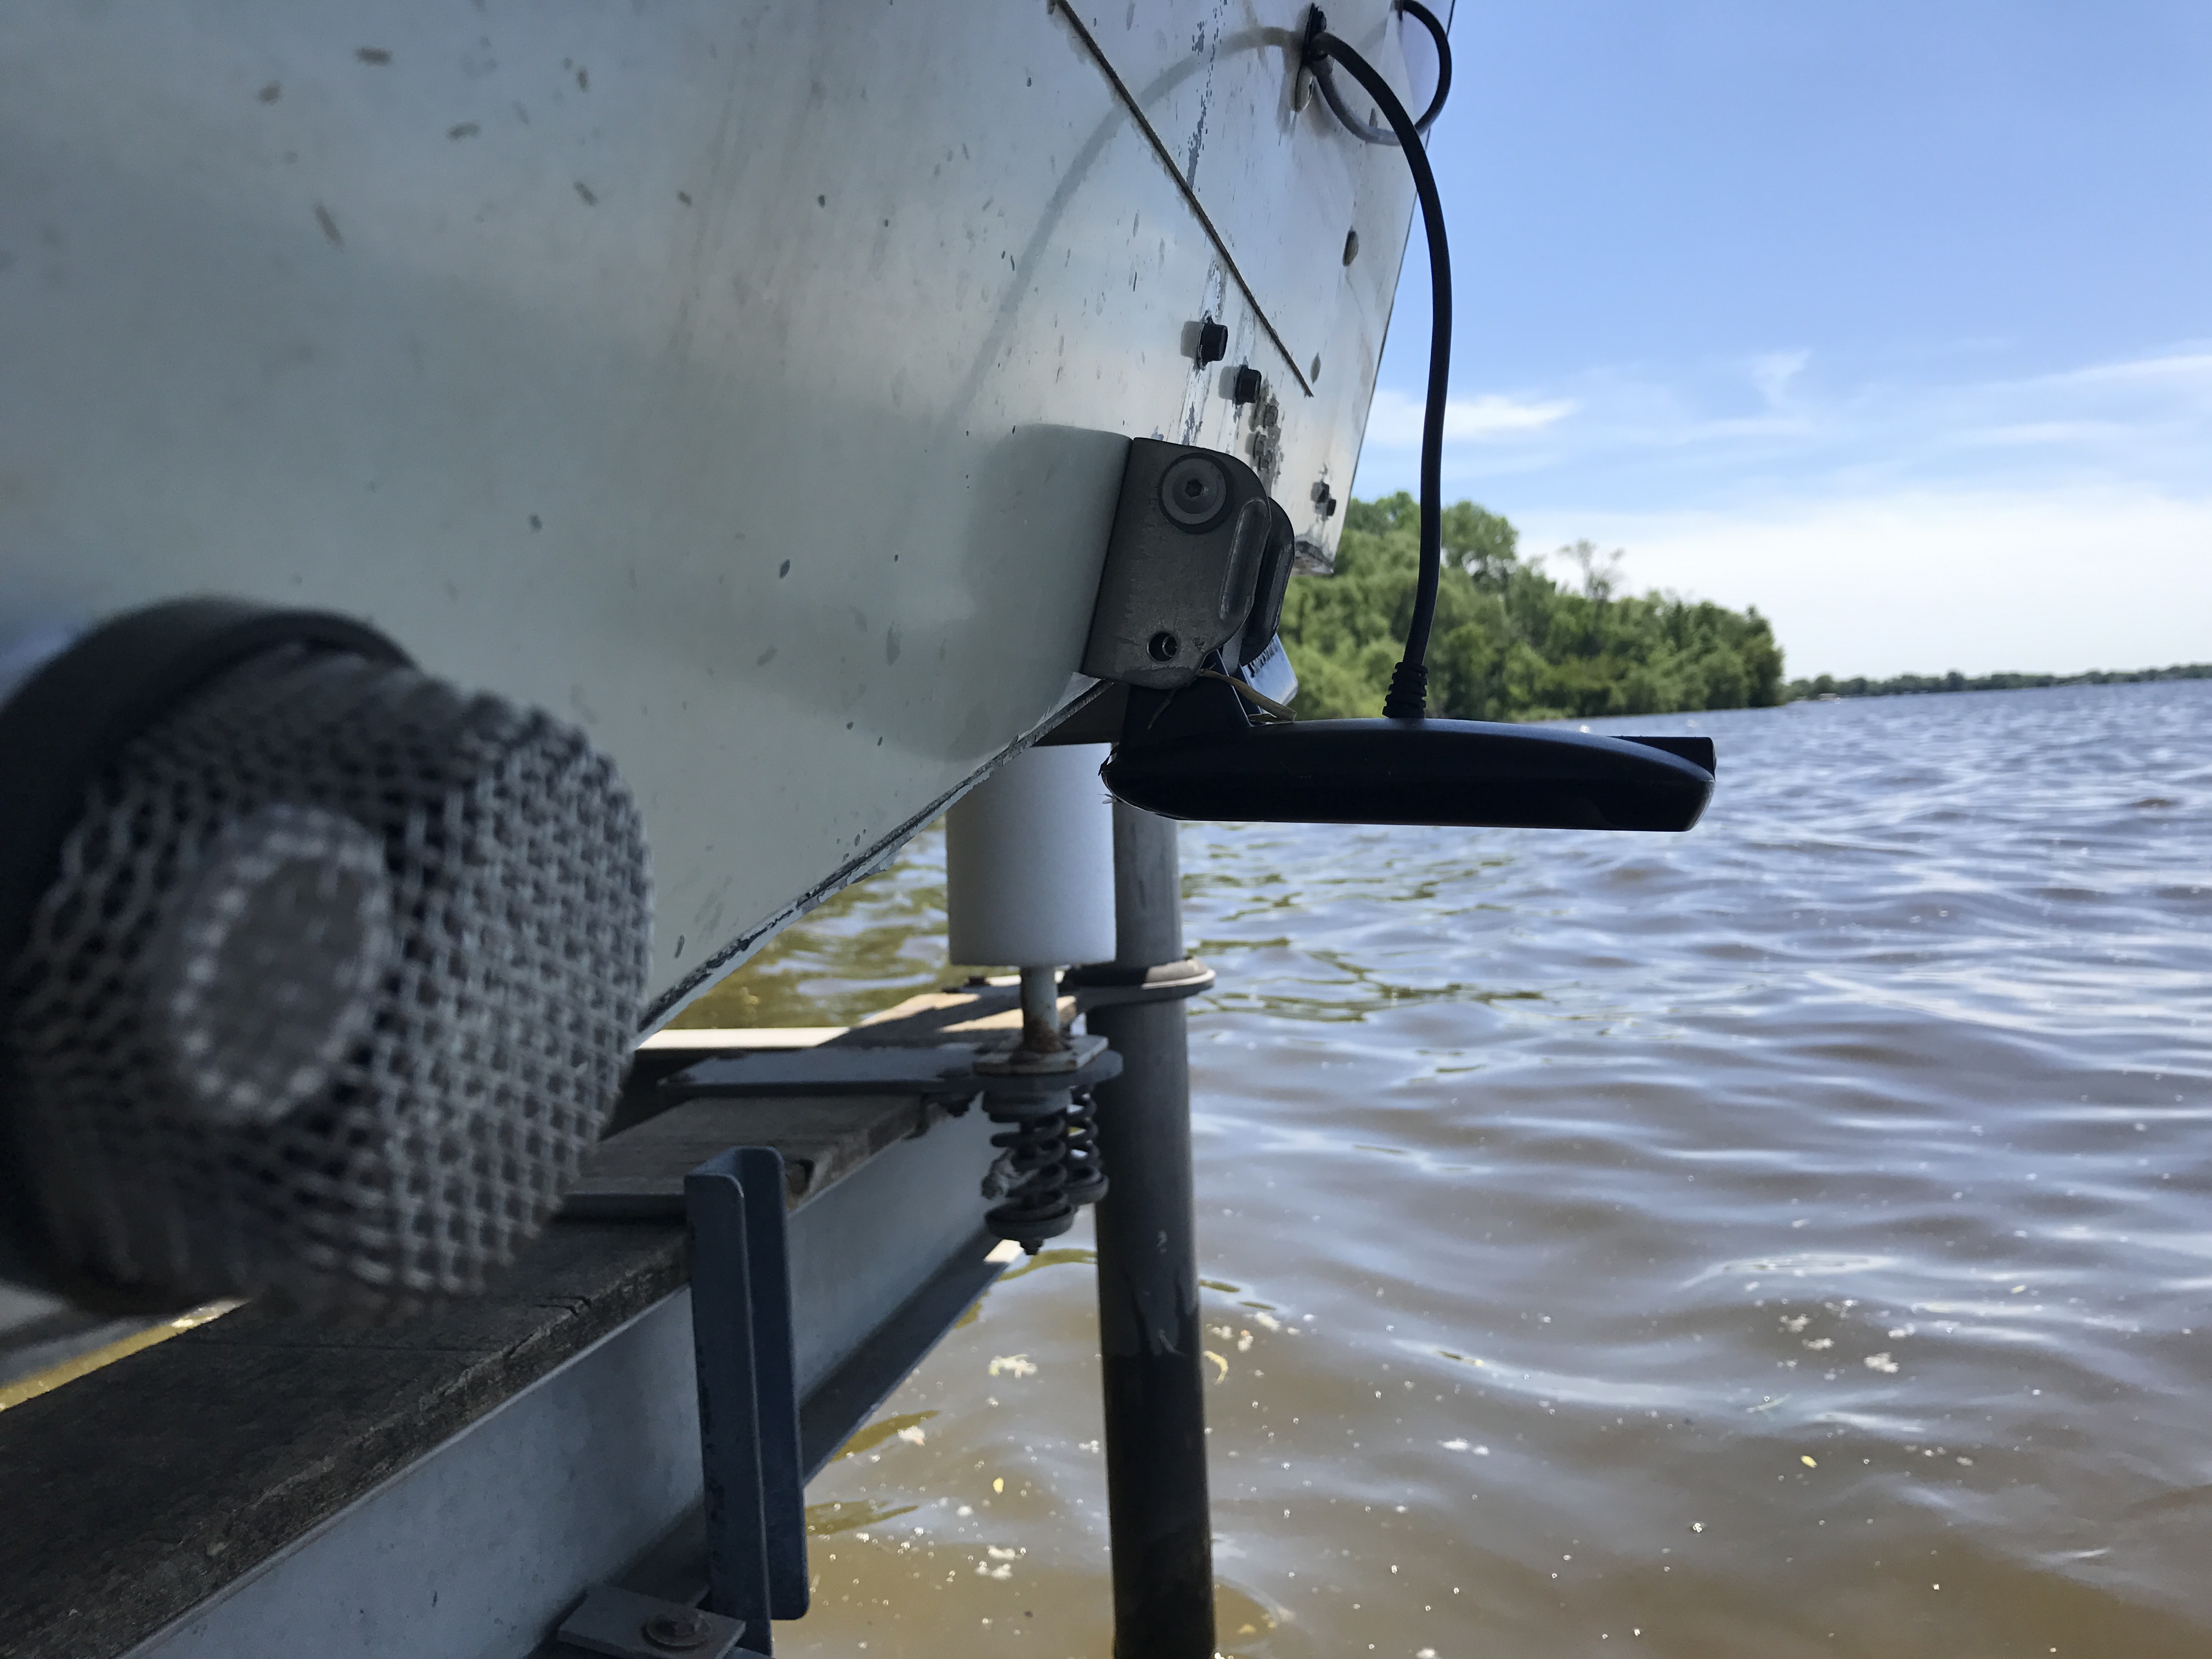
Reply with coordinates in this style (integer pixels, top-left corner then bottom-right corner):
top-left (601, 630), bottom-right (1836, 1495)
top-left (686, 1153), bottom-right (774, 1645)
top-left (687, 1147), bottom-right (810, 1645)
top-left (1086, 803), bottom-right (1214, 1658)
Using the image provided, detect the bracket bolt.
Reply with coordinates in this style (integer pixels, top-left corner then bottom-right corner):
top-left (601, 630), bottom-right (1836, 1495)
top-left (641, 1608), bottom-right (715, 1651)
top-left (1159, 454), bottom-right (1229, 528)
top-left (1194, 315), bottom-right (1228, 366)
top-left (1232, 365), bottom-right (1263, 405)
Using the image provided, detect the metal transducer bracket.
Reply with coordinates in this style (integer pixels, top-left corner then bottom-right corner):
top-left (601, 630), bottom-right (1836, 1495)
top-left (1081, 439), bottom-right (1297, 693)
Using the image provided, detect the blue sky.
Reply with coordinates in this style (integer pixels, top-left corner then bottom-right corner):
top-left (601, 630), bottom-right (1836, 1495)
top-left (1350, 2), bottom-right (2212, 678)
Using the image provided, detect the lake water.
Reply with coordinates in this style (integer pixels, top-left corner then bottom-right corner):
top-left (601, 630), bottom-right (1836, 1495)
top-left (696, 679), bottom-right (2212, 1659)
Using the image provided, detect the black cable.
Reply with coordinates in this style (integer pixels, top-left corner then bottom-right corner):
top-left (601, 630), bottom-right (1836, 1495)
top-left (1403, 1), bottom-right (1454, 125)
top-left (1312, 2), bottom-right (1454, 146)
top-left (1305, 9), bottom-right (1453, 719)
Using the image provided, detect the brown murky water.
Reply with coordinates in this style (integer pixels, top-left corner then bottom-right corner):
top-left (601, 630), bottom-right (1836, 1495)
top-left (683, 680), bottom-right (2212, 1659)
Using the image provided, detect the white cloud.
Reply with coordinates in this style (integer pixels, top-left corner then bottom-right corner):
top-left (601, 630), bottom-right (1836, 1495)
top-left (1350, 342), bottom-right (2212, 676)
top-left (2049, 350), bottom-right (2212, 392)
top-left (1364, 387), bottom-right (1577, 448)
top-left (1358, 344), bottom-right (2212, 501)
top-left (1514, 484), bottom-right (2212, 680)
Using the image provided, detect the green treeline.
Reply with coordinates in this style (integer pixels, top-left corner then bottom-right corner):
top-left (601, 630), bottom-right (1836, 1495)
top-left (1787, 664), bottom-right (2212, 700)
top-left (1278, 492), bottom-right (1785, 721)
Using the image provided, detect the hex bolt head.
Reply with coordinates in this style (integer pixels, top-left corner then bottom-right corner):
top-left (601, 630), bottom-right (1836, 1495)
top-left (1194, 316), bottom-right (1229, 366)
top-left (1232, 365), bottom-right (1263, 405)
top-left (641, 1608), bottom-right (714, 1651)
top-left (1312, 481), bottom-right (1338, 518)
top-left (1148, 630), bottom-right (1181, 663)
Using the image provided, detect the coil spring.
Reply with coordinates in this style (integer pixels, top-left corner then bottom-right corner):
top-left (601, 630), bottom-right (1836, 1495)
top-left (983, 1097), bottom-right (1074, 1252)
top-left (1060, 1087), bottom-right (1108, 1207)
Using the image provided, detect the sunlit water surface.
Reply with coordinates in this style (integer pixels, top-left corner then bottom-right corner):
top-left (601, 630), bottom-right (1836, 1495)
top-left (684, 680), bottom-right (2212, 1659)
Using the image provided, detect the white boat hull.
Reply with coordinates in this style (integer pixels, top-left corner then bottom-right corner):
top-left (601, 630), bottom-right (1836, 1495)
top-left (0, 0), bottom-right (1426, 1014)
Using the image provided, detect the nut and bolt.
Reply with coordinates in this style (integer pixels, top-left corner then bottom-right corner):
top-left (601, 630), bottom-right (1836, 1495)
top-left (641, 1607), bottom-right (715, 1651)
top-left (1232, 365), bottom-right (1263, 405)
top-left (1194, 315), bottom-right (1229, 366)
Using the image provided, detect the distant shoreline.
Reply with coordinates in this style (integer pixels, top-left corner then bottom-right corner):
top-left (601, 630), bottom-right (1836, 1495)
top-left (1786, 663), bottom-right (2211, 702)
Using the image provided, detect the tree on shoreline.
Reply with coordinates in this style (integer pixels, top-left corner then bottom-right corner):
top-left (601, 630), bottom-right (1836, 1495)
top-left (1279, 493), bottom-right (1785, 721)
top-left (1787, 664), bottom-right (2211, 699)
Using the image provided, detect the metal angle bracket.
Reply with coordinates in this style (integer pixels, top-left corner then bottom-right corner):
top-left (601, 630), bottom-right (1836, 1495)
top-left (1079, 438), bottom-right (1295, 692)
top-left (685, 1147), bottom-right (809, 1651)
top-left (555, 1584), bottom-right (759, 1659)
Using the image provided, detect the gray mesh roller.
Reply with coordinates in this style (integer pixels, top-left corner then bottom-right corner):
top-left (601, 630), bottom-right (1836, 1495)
top-left (0, 606), bottom-right (651, 1316)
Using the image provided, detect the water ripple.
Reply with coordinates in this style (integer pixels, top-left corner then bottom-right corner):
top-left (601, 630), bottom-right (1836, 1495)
top-left (778, 680), bottom-right (2212, 1657)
